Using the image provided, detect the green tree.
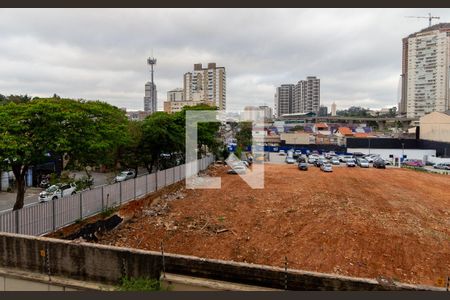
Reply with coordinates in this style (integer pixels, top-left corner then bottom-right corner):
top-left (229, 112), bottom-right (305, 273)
top-left (0, 98), bottom-right (128, 210)
top-left (236, 122), bottom-right (252, 149)
top-left (140, 112), bottom-right (184, 173)
top-left (174, 104), bottom-right (221, 158)
top-left (116, 120), bottom-right (143, 177)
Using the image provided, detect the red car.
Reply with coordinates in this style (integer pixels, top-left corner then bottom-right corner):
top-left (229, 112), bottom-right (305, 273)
top-left (402, 159), bottom-right (424, 167)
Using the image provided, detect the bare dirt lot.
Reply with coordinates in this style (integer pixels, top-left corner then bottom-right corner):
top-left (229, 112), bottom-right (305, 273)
top-left (53, 164), bottom-right (450, 287)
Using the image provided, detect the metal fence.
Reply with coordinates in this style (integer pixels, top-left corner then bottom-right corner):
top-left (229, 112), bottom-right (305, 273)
top-left (0, 155), bottom-right (215, 236)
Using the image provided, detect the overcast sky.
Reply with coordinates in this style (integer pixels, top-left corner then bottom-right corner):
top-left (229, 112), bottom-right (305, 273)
top-left (1, 8), bottom-right (450, 112)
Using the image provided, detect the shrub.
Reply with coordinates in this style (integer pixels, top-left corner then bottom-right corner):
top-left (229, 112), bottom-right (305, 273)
top-left (116, 276), bottom-right (163, 291)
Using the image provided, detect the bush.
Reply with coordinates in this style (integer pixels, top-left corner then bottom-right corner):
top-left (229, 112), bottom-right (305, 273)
top-left (117, 276), bottom-right (163, 291)
top-left (100, 206), bottom-right (117, 218)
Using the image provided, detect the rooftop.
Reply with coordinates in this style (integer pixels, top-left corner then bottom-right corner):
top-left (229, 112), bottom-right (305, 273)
top-left (408, 23), bottom-right (450, 38)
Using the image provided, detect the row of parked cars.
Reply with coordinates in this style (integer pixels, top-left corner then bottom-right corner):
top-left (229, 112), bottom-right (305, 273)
top-left (292, 151), bottom-right (388, 170)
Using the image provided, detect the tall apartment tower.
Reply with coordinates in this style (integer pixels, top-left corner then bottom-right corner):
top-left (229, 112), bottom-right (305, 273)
top-left (400, 23), bottom-right (450, 118)
top-left (183, 63), bottom-right (226, 110)
top-left (293, 76), bottom-right (320, 114)
top-left (275, 76), bottom-right (320, 117)
top-left (274, 84), bottom-right (294, 117)
top-left (144, 57), bottom-right (157, 114)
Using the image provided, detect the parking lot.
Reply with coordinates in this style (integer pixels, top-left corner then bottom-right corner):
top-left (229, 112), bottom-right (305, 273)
top-left (78, 162), bottom-right (450, 287)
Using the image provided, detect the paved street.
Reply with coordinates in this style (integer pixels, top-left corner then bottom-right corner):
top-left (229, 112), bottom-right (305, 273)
top-left (0, 171), bottom-right (117, 212)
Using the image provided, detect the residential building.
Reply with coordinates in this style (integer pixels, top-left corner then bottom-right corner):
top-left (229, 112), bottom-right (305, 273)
top-left (293, 76), bottom-right (320, 114)
top-left (164, 99), bottom-right (213, 114)
top-left (183, 63), bottom-right (226, 110)
top-left (274, 76), bottom-right (320, 118)
top-left (400, 23), bottom-right (450, 118)
top-left (241, 105), bottom-right (274, 121)
top-left (274, 84), bottom-right (294, 117)
top-left (419, 110), bottom-right (450, 143)
top-left (126, 110), bottom-right (151, 121)
top-left (167, 88), bottom-right (184, 102)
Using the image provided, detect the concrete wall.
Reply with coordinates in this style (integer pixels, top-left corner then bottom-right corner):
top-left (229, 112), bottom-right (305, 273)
top-left (0, 232), bottom-right (443, 291)
top-left (420, 112), bottom-right (450, 143)
top-left (347, 148), bottom-right (436, 161)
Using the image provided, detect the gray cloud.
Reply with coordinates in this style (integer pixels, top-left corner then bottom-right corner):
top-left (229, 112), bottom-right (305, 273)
top-left (0, 8), bottom-right (449, 111)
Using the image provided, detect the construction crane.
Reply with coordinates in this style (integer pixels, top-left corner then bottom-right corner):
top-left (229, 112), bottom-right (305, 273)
top-left (405, 13), bottom-right (440, 28)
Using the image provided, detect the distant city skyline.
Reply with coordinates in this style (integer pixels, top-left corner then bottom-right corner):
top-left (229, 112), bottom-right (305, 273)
top-left (1, 9), bottom-right (450, 111)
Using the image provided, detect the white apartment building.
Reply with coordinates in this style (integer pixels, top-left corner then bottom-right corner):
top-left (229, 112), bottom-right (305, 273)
top-left (400, 23), bottom-right (450, 118)
top-left (167, 88), bottom-right (184, 102)
top-left (274, 76), bottom-right (320, 118)
top-left (183, 63), bottom-right (226, 110)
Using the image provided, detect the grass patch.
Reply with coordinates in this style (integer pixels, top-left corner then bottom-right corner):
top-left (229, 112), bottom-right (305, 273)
top-left (116, 276), bottom-right (165, 291)
top-left (101, 206), bottom-right (117, 218)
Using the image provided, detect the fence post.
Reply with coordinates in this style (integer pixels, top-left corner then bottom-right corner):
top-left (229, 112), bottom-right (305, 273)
top-left (101, 185), bottom-right (105, 210)
top-left (145, 174), bottom-right (148, 194)
top-left (15, 209), bottom-right (19, 234)
top-left (79, 193), bottom-right (83, 220)
top-left (52, 199), bottom-right (56, 231)
top-left (155, 171), bottom-right (158, 191)
top-left (119, 181), bottom-right (122, 205)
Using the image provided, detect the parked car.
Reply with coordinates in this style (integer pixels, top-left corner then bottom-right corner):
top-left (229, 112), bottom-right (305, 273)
top-left (363, 155), bottom-right (378, 163)
top-left (298, 162), bottom-right (308, 171)
top-left (346, 159), bottom-right (356, 167)
top-left (39, 183), bottom-right (77, 202)
top-left (357, 158), bottom-right (370, 168)
top-left (285, 157), bottom-right (296, 164)
top-left (308, 157), bottom-right (318, 164)
top-left (297, 155), bottom-right (307, 163)
top-left (315, 159), bottom-right (326, 167)
top-left (227, 165), bottom-right (246, 175)
top-left (352, 152), bottom-right (365, 158)
top-left (330, 157), bottom-right (340, 165)
top-left (115, 170), bottom-right (136, 182)
top-left (402, 159), bottom-right (424, 167)
top-left (320, 163), bottom-right (333, 172)
top-left (339, 155), bottom-right (353, 162)
top-left (433, 163), bottom-right (450, 170)
top-left (373, 159), bottom-right (386, 169)
top-left (278, 150), bottom-right (286, 156)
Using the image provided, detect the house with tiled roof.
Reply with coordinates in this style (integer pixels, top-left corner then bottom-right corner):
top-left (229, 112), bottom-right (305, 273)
top-left (335, 127), bottom-right (354, 146)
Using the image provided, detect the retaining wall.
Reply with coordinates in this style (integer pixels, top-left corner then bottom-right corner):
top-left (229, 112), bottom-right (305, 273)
top-left (0, 232), bottom-right (443, 291)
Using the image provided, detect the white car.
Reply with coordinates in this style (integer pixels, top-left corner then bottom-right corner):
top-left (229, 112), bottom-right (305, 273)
top-left (285, 157), bottom-right (296, 164)
top-left (346, 159), bottom-right (356, 167)
top-left (115, 170), bottom-right (136, 182)
top-left (227, 165), bottom-right (246, 174)
top-left (320, 163), bottom-right (333, 172)
top-left (39, 183), bottom-right (77, 202)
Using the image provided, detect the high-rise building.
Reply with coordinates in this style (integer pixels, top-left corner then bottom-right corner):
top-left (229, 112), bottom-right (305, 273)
top-left (144, 57), bottom-right (157, 114)
top-left (274, 84), bottom-right (294, 117)
top-left (183, 63), bottom-right (226, 110)
top-left (274, 76), bottom-right (320, 117)
top-left (400, 23), bottom-right (450, 118)
top-left (331, 102), bottom-right (337, 116)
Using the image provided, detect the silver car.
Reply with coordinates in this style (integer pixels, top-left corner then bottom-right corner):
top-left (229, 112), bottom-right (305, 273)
top-left (115, 170), bottom-right (136, 182)
top-left (39, 183), bottom-right (77, 202)
top-left (320, 163), bottom-right (333, 172)
top-left (357, 158), bottom-right (370, 168)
